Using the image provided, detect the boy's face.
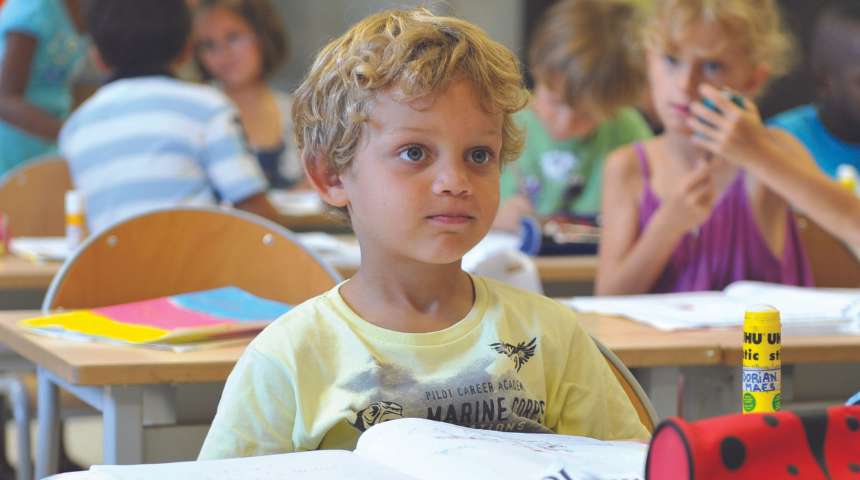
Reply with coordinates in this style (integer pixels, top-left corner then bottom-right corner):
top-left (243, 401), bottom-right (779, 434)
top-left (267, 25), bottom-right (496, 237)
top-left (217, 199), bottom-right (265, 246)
top-left (532, 80), bottom-right (599, 141)
top-left (340, 81), bottom-right (504, 266)
top-left (816, 23), bottom-right (860, 132)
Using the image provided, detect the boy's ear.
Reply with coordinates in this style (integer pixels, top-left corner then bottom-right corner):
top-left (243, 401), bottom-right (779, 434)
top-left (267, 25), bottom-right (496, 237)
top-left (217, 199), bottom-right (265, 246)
top-left (303, 150), bottom-right (350, 208)
top-left (89, 46), bottom-right (111, 74)
top-left (744, 63), bottom-right (770, 97)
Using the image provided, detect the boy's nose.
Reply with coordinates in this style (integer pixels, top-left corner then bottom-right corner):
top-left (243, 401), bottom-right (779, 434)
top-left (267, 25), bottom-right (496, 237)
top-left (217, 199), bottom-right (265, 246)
top-left (432, 158), bottom-right (472, 196)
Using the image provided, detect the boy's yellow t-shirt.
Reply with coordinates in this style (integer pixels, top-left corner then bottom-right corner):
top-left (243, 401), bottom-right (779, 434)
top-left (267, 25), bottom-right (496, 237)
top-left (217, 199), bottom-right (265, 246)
top-left (198, 276), bottom-right (649, 460)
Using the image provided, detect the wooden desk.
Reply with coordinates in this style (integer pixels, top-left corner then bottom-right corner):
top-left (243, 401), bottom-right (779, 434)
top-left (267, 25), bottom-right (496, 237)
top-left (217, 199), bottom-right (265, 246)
top-left (576, 313), bottom-right (721, 368)
top-left (712, 329), bottom-right (860, 366)
top-left (0, 253), bottom-right (598, 298)
top-left (0, 313), bottom-right (246, 387)
top-left (10, 307), bottom-right (854, 474)
top-left (577, 311), bottom-right (860, 420)
top-left (533, 255), bottom-right (599, 283)
top-left (0, 312), bottom-right (248, 478)
top-left (277, 212), bottom-right (347, 233)
top-left (0, 255), bottom-right (60, 290)
top-left (0, 310), bottom-right (716, 476)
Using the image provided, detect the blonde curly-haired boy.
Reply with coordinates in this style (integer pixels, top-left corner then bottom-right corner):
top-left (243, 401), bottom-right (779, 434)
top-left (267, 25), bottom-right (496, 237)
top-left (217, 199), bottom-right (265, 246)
top-left (199, 8), bottom-right (649, 460)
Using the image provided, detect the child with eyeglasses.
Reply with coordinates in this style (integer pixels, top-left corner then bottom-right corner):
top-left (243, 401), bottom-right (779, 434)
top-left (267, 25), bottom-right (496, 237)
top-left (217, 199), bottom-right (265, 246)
top-left (194, 0), bottom-right (303, 189)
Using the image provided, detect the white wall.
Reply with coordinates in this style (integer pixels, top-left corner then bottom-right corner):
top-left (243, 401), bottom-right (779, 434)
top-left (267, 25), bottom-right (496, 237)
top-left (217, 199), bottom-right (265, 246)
top-left (268, 0), bottom-right (525, 92)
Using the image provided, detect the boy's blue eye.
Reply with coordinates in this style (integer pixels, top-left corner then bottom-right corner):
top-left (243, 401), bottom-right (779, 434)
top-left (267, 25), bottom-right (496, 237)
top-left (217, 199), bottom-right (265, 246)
top-left (469, 149), bottom-right (491, 164)
top-left (663, 54), bottom-right (679, 66)
top-left (399, 147), bottom-right (425, 162)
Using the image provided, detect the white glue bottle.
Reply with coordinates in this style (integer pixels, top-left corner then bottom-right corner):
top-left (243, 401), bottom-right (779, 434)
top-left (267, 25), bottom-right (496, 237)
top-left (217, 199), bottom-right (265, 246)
top-left (836, 164), bottom-right (860, 196)
top-left (65, 190), bottom-right (86, 251)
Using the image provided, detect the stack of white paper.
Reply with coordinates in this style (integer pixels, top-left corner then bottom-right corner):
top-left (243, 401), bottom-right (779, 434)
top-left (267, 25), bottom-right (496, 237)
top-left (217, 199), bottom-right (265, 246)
top-left (297, 232), bottom-right (361, 264)
top-left (267, 189), bottom-right (325, 216)
top-left (9, 236), bottom-right (70, 263)
top-left (564, 281), bottom-right (860, 332)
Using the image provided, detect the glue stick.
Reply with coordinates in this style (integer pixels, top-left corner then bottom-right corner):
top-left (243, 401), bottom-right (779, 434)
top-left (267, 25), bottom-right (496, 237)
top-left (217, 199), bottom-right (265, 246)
top-left (837, 164), bottom-right (859, 194)
top-left (65, 190), bottom-right (86, 251)
top-left (742, 304), bottom-right (781, 413)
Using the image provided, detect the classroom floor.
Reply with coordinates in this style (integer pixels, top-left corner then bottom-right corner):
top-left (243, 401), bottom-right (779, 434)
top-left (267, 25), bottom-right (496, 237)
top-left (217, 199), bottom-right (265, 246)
top-left (4, 416), bottom-right (103, 472)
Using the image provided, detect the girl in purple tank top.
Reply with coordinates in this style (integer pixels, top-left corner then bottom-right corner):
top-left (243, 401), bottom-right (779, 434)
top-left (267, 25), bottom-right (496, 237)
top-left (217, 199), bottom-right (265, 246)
top-left (595, 0), bottom-right (860, 295)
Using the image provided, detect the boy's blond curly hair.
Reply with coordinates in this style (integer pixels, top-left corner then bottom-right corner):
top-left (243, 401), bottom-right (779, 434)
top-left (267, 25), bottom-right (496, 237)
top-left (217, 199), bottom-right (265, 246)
top-left (529, 0), bottom-right (648, 120)
top-left (292, 8), bottom-right (529, 219)
top-left (647, 0), bottom-right (797, 93)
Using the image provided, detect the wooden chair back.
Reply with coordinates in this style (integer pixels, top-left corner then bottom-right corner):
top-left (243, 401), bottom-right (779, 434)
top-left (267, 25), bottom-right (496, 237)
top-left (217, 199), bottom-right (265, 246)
top-left (0, 156), bottom-right (72, 237)
top-left (43, 206), bottom-right (342, 311)
top-left (590, 333), bottom-right (659, 434)
top-left (795, 212), bottom-right (860, 288)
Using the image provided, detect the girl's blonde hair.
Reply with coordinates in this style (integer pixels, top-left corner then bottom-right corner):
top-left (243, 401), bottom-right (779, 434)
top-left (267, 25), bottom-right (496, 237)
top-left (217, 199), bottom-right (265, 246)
top-left (647, 0), bottom-right (797, 90)
top-left (292, 8), bottom-right (529, 219)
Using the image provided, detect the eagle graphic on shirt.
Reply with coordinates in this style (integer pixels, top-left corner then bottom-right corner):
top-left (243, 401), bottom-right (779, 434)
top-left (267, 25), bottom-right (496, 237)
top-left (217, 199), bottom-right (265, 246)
top-left (350, 401), bottom-right (404, 432)
top-left (489, 338), bottom-right (537, 372)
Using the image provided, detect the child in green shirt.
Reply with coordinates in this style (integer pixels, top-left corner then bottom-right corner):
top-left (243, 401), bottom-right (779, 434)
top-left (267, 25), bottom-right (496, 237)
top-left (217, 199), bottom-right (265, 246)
top-left (495, 0), bottom-right (653, 231)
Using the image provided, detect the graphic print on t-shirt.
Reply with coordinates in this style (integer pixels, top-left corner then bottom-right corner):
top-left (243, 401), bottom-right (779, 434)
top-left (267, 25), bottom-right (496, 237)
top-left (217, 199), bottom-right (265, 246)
top-left (489, 337), bottom-right (536, 372)
top-left (350, 401), bottom-right (404, 432)
top-left (344, 337), bottom-right (549, 434)
top-left (540, 150), bottom-right (578, 180)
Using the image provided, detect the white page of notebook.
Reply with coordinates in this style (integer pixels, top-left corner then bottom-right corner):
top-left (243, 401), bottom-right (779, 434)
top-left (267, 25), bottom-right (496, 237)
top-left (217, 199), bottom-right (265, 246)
top-left (10, 236), bottom-right (70, 262)
top-left (91, 450), bottom-right (412, 480)
top-left (267, 189), bottom-right (324, 216)
top-left (564, 281), bottom-right (860, 331)
top-left (354, 418), bottom-right (647, 480)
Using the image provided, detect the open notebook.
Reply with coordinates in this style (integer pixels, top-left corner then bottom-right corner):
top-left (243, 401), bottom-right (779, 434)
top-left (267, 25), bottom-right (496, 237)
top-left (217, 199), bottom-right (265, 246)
top-left (18, 287), bottom-right (292, 352)
top-left (565, 281), bottom-right (860, 332)
top-left (64, 418), bottom-right (646, 480)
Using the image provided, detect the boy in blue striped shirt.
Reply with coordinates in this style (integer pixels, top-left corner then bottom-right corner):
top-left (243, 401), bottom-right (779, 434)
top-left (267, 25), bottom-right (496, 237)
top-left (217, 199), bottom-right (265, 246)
top-left (60, 0), bottom-right (280, 234)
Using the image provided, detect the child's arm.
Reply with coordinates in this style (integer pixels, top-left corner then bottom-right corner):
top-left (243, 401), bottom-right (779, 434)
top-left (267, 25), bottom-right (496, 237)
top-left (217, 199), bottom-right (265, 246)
top-left (492, 194), bottom-right (534, 232)
top-left (596, 145), bottom-right (717, 295)
top-left (553, 311), bottom-right (651, 440)
top-left (199, 348), bottom-right (298, 459)
top-left (0, 32), bottom-right (63, 140)
top-left (690, 84), bottom-right (860, 246)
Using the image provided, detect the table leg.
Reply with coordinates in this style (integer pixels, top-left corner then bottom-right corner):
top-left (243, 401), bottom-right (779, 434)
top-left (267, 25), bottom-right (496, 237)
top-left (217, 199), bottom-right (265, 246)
top-left (630, 366), bottom-right (680, 421)
top-left (679, 365), bottom-right (743, 421)
top-left (102, 385), bottom-right (144, 465)
top-left (35, 366), bottom-right (59, 480)
top-left (8, 376), bottom-right (30, 480)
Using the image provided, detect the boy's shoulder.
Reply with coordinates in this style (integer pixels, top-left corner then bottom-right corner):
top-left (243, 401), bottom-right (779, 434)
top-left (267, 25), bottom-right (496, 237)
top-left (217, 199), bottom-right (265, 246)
top-left (78, 77), bottom-right (233, 116)
top-left (766, 104), bottom-right (818, 132)
top-left (593, 107), bottom-right (653, 142)
top-left (514, 107), bottom-right (544, 130)
top-left (63, 77), bottom-right (235, 135)
top-left (246, 286), bottom-right (342, 353)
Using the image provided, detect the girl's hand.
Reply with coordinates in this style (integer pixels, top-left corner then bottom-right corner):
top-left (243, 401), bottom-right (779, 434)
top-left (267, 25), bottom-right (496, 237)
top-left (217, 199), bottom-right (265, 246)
top-left (656, 159), bottom-right (718, 235)
top-left (687, 84), bottom-right (766, 165)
